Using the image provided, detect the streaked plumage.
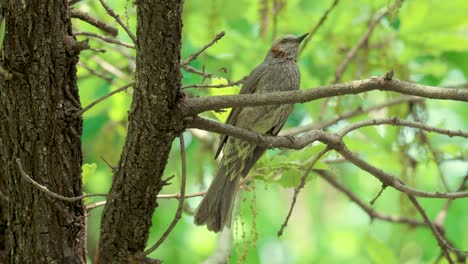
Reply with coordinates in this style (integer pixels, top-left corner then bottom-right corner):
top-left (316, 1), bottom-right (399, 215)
top-left (195, 34), bottom-right (308, 232)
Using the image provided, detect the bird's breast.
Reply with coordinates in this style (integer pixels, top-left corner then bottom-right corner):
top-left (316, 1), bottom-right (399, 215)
top-left (256, 61), bottom-right (300, 93)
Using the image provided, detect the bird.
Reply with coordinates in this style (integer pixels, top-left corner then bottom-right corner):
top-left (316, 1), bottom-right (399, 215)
top-left (194, 33), bottom-right (308, 232)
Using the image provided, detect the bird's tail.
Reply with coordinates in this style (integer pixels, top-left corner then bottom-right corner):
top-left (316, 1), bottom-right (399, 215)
top-left (194, 156), bottom-right (242, 232)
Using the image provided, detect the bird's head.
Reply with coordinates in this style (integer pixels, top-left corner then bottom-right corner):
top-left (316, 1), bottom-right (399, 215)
top-left (265, 33), bottom-right (308, 61)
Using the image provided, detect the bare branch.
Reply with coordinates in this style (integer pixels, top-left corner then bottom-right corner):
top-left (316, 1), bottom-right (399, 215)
top-left (282, 96), bottom-right (424, 135)
top-left (70, 9), bottom-right (118, 36)
top-left (91, 55), bottom-right (131, 80)
top-left (334, 7), bottom-right (390, 82)
top-left (278, 147), bottom-right (330, 236)
top-left (76, 83), bottom-right (133, 116)
top-left (435, 175), bottom-right (468, 226)
top-left (300, 0), bottom-right (340, 54)
top-left (407, 195), bottom-right (454, 264)
top-left (336, 146), bottom-right (468, 199)
top-left (419, 133), bottom-right (450, 191)
top-left (318, 170), bottom-right (425, 227)
top-left (182, 77), bottom-right (247, 89)
top-left (183, 77), bottom-right (468, 115)
top-left (318, 1), bottom-right (403, 122)
top-left (16, 158), bottom-right (109, 202)
top-left (78, 62), bottom-right (114, 83)
top-left (186, 117), bottom-right (468, 199)
top-left (86, 191), bottom-right (206, 211)
top-left (338, 117), bottom-right (468, 138)
top-left (182, 65), bottom-right (227, 82)
top-left (74, 31), bottom-right (135, 49)
top-left (369, 184), bottom-right (387, 206)
top-left (181, 31), bottom-right (225, 66)
top-left (98, 0), bottom-right (137, 44)
top-left (141, 134), bottom-right (188, 256)
top-left (186, 116), bottom-right (335, 150)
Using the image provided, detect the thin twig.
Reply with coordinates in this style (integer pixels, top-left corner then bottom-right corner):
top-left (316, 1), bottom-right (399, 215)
top-left (334, 8), bottom-right (391, 82)
top-left (91, 55), bottom-right (130, 79)
top-left (78, 62), bottom-right (113, 83)
top-left (16, 158), bottom-right (109, 202)
top-left (70, 9), bottom-right (118, 36)
top-left (420, 133), bottom-right (450, 191)
top-left (76, 83), bottom-right (133, 116)
top-left (187, 116), bottom-right (468, 199)
top-left (98, 0), bottom-right (137, 44)
top-left (406, 195), bottom-right (454, 264)
top-left (278, 147), bottom-right (330, 236)
top-left (100, 156), bottom-right (116, 172)
top-left (282, 96), bottom-right (424, 135)
top-left (336, 146), bottom-right (468, 200)
top-left (369, 184), bottom-right (387, 206)
top-left (317, 170), bottom-right (425, 227)
top-left (182, 77), bottom-right (246, 89)
top-left (74, 31), bottom-right (135, 49)
top-left (85, 191), bottom-right (205, 211)
top-left (181, 31), bottom-right (225, 66)
top-left (318, 1), bottom-right (403, 122)
top-left (141, 134), bottom-right (187, 256)
top-left (86, 201), bottom-right (107, 211)
top-left (338, 117), bottom-right (468, 138)
top-left (434, 175), bottom-right (468, 226)
top-left (182, 65), bottom-right (227, 82)
top-left (86, 47), bottom-right (107, 53)
top-left (300, 0), bottom-right (340, 54)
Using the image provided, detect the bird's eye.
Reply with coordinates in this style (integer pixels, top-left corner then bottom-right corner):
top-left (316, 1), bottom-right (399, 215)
top-left (280, 39), bottom-right (287, 44)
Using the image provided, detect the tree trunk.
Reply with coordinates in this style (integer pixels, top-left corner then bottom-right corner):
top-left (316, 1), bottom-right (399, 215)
top-left (97, 1), bottom-right (183, 262)
top-left (0, 1), bottom-right (86, 263)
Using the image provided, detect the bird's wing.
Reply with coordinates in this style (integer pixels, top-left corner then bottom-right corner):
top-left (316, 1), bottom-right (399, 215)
top-left (240, 106), bottom-right (292, 177)
top-left (214, 64), bottom-right (268, 159)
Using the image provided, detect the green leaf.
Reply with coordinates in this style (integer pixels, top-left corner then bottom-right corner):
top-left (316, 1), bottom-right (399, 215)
top-left (82, 163), bottom-right (97, 185)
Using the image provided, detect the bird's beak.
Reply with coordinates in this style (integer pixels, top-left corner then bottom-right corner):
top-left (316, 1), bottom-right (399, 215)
top-left (296, 33), bottom-right (309, 43)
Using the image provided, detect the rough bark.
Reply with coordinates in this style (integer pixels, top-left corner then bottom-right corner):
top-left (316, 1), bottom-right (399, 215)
top-left (0, 0), bottom-right (86, 263)
top-left (97, 1), bottom-right (183, 262)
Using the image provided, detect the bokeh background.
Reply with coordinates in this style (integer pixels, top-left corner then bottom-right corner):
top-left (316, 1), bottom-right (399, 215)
top-left (73, 0), bottom-right (468, 263)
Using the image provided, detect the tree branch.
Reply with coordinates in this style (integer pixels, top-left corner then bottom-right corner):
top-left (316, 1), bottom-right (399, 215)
top-left (86, 191), bottom-right (206, 211)
top-left (70, 9), bottom-right (118, 36)
top-left (282, 96), bottom-right (424, 135)
top-left (333, 6), bottom-right (396, 82)
top-left (181, 31), bottom-right (225, 66)
top-left (76, 83), bottom-right (133, 116)
top-left (278, 147), bottom-right (330, 236)
top-left (16, 158), bottom-right (109, 202)
top-left (336, 146), bottom-right (468, 199)
top-left (98, 0), bottom-right (137, 44)
top-left (182, 77), bottom-right (468, 116)
top-left (78, 61), bottom-right (114, 83)
top-left (406, 195), bottom-right (454, 264)
top-left (140, 134), bottom-right (187, 257)
top-left (338, 117), bottom-right (468, 138)
top-left (317, 170), bottom-right (425, 227)
top-left (74, 31), bottom-right (135, 49)
top-left (186, 116), bottom-right (468, 199)
top-left (182, 77), bottom-right (246, 89)
top-left (300, 0), bottom-right (340, 54)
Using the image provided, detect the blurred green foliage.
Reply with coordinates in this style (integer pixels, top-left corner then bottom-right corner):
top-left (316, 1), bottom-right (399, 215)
top-left (73, 0), bottom-right (468, 263)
